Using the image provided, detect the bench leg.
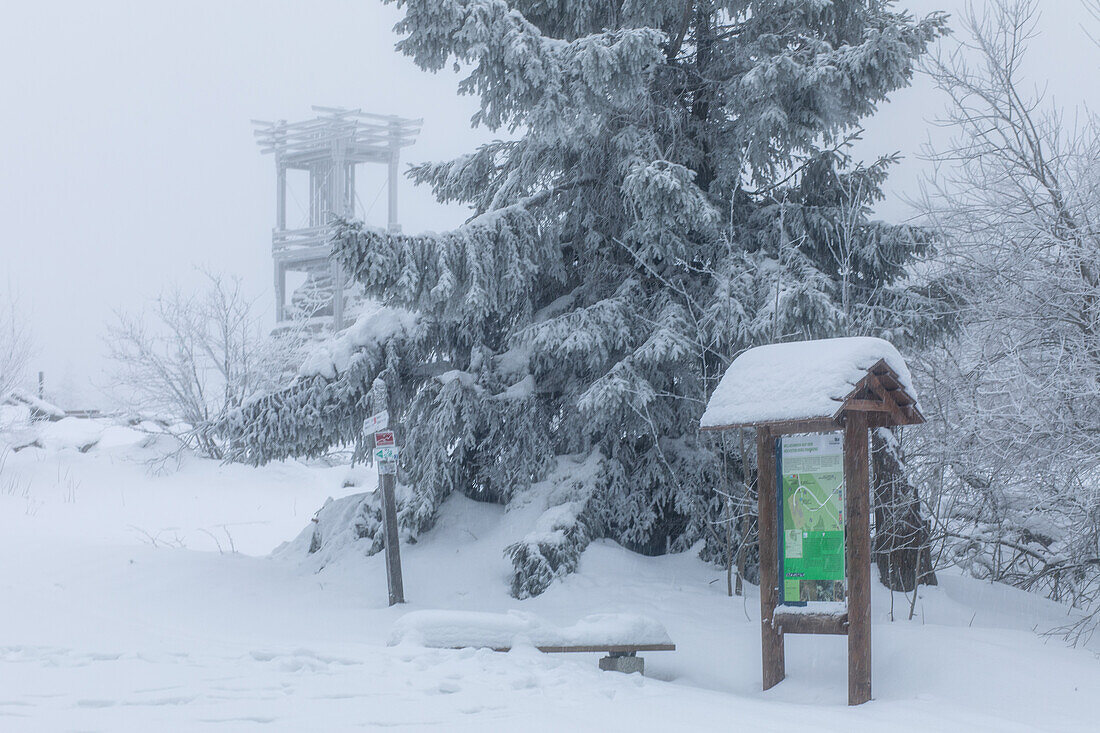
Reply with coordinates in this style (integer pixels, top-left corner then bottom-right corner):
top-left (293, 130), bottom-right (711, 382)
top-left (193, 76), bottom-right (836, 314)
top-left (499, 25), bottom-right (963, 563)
top-left (599, 651), bottom-right (644, 675)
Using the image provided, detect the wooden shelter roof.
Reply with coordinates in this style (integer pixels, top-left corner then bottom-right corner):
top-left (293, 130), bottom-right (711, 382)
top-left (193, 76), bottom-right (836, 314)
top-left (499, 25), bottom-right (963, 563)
top-left (699, 337), bottom-right (923, 433)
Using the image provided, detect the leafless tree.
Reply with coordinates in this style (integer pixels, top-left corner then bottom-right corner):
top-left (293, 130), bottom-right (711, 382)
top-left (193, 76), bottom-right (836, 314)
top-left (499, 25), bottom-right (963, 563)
top-left (106, 270), bottom-right (305, 459)
top-left (0, 291), bottom-right (33, 400)
top-left (913, 0), bottom-right (1100, 639)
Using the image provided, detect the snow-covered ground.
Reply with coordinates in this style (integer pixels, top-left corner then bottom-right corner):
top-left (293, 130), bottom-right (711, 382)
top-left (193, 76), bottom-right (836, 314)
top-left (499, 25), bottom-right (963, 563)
top-left (1, 415), bottom-right (1097, 731)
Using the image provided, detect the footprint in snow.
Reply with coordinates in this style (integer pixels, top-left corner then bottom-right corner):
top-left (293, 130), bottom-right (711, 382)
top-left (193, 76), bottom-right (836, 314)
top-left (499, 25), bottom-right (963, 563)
top-left (436, 680), bottom-right (461, 694)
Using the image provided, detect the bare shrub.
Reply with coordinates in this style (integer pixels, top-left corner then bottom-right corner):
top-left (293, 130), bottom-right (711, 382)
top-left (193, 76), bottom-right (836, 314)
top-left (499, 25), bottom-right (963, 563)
top-left (105, 270), bottom-right (304, 459)
top-left (915, 0), bottom-right (1100, 639)
top-left (0, 291), bottom-right (33, 399)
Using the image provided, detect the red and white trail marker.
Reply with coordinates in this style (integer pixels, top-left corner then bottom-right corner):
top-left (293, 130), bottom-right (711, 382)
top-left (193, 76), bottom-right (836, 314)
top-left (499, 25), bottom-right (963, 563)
top-left (364, 410), bottom-right (389, 434)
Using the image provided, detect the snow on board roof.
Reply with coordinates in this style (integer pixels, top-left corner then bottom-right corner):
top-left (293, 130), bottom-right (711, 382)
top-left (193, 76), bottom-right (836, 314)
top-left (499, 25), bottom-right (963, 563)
top-left (700, 337), bottom-right (920, 429)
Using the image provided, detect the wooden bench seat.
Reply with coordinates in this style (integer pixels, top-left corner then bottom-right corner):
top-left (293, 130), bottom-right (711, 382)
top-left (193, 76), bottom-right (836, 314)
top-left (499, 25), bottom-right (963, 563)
top-left (447, 643), bottom-right (676, 654)
top-left (389, 610), bottom-right (676, 674)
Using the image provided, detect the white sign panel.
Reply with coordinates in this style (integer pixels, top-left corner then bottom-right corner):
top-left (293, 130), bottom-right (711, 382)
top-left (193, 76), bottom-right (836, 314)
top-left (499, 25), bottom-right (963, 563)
top-left (363, 410), bottom-right (389, 434)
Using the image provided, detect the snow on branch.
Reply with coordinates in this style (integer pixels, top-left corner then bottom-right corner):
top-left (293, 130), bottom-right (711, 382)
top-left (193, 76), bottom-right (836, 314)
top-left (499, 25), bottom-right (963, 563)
top-left (393, 0), bottom-right (663, 134)
top-left (219, 307), bottom-right (423, 465)
top-left (298, 306), bottom-right (420, 380)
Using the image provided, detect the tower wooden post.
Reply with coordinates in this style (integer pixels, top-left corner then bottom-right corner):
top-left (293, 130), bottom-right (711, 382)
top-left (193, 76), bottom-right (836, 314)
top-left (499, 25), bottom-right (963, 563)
top-left (387, 143), bottom-right (400, 233)
top-left (254, 108), bottom-right (421, 330)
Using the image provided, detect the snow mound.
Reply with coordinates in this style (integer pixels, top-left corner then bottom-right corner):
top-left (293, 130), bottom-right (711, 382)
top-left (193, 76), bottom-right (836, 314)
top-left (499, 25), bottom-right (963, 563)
top-left (9, 417), bottom-right (148, 453)
top-left (96, 424), bottom-right (149, 449)
top-left (388, 609), bottom-right (672, 650)
top-left (272, 491), bottom-right (384, 569)
top-left (36, 417), bottom-right (108, 452)
top-left (701, 336), bottom-right (918, 427)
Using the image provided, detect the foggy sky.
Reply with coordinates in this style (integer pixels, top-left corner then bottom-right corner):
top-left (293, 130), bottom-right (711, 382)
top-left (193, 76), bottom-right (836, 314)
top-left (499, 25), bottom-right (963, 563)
top-left (2, 0), bottom-right (1096, 407)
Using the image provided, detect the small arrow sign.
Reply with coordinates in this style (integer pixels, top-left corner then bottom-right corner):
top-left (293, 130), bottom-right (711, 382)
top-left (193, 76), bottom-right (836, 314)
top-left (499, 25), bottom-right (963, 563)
top-left (375, 446), bottom-right (399, 461)
top-left (374, 430), bottom-right (396, 448)
top-left (363, 410), bottom-right (389, 434)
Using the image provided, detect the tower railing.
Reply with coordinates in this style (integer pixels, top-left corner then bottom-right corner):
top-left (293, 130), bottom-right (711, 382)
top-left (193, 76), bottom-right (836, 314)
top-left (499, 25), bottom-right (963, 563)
top-left (254, 106), bottom-right (421, 328)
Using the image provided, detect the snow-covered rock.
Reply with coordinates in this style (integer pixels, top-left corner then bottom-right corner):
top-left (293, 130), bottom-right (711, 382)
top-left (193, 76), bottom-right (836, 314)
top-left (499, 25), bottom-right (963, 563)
top-left (36, 417), bottom-right (106, 452)
top-left (273, 491), bottom-right (384, 569)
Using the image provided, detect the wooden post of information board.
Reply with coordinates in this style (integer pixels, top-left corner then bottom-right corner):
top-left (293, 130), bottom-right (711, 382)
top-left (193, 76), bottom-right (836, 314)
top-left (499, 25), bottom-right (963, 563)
top-left (844, 411), bottom-right (871, 705)
top-left (755, 427), bottom-right (785, 690)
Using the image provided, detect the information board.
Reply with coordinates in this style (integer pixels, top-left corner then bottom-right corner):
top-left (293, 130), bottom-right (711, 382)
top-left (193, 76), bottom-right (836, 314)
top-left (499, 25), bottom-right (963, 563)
top-left (779, 432), bottom-right (845, 604)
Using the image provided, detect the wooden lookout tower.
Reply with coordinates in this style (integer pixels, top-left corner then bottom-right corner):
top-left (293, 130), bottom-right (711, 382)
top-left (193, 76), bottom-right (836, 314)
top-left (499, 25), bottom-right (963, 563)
top-left (700, 337), bottom-right (923, 705)
top-left (253, 107), bottom-right (421, 329)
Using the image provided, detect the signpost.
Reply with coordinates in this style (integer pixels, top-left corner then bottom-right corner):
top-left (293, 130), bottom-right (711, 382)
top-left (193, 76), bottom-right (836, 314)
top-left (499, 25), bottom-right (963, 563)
top-left (365, 416), bottom-right (404, 606)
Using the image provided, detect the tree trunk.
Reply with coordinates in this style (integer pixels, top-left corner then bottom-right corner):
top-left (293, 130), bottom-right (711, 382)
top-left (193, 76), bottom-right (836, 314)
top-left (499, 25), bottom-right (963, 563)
top-left (871, 428), bottom-right (937, 591)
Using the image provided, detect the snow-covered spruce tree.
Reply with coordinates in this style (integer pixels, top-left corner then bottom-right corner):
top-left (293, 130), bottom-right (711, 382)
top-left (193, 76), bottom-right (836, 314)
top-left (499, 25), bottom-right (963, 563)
top-left (223, 1), bottom-right (946, 596)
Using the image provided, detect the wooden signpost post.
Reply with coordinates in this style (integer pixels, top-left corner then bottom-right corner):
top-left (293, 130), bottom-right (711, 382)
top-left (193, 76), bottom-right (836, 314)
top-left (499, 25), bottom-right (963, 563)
top-left (700, 338), bottom-right (924, 706)
top-left (365, 412), bottom-right (405, 606)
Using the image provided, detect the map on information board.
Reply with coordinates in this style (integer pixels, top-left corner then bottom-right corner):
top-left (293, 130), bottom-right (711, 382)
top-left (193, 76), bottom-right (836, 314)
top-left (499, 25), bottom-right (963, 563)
top-left (779, 432), bottom-right (845, 604)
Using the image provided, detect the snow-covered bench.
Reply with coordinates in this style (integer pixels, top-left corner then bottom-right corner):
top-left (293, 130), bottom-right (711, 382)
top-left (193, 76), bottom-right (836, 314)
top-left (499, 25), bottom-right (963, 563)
top-left (388, 610), bottom-right (675, 674)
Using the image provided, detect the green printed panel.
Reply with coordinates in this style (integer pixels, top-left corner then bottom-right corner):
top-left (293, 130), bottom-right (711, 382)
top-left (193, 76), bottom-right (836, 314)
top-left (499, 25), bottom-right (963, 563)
top-left (780, 433), bottom-right (845, 603)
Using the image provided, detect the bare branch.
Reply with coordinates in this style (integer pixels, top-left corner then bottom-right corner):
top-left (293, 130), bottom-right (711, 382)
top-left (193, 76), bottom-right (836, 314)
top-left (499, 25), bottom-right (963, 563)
top-left (104, 270), bottom-right (306, 459)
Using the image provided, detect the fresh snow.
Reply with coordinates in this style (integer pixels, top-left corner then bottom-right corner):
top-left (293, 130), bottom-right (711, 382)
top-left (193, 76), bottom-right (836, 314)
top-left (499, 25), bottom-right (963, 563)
top-left (35, 416), bottom-right (125, 452)
top-left (2, 415), bottom-right (1099, 731)
top-left (700, 337), bottom-right (919, 427)
top-left (297, 304), bottom-right (419, 380)
top-left (389, 610), bottom-right (672, 650)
